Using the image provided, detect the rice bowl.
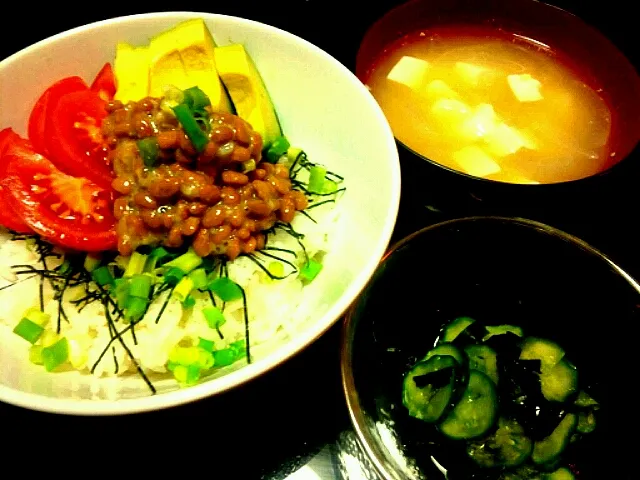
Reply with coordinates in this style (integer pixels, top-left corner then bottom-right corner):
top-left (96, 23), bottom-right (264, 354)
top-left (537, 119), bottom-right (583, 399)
top-left (0, 12), bottom-right (400, 414)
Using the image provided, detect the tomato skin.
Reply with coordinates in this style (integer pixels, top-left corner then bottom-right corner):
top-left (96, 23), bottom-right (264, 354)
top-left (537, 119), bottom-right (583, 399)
top-left (1, 140), bottom-right (116, 252)
top-left (46, 88), bottom-right (114, 190)
top-left (0, 129), bottom-right (33, 234)
top-left (90, 62), bottom-right (117, 101)
top-left (28, 76), bottom-right (88, 156)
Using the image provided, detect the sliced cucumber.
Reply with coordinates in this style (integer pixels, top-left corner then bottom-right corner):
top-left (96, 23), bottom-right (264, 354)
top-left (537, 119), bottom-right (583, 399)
top-left (498, 464), bottom-right (539, 479)
top-left (464, 344), bottom-right (498, 385)
top-left (440, 316), bottom-right (476, 343)
top-left (543, 467), bottom-right (575, 480)
top-left (424, 343), bottom-right (466, 365)
top-left (532, 413), bottom-right (577, 465)
top-left (574, 390), bottom-right (598, 408)
top-left (483, 324), bottom-right (524, 342)
top-left (439, 370), bottom-right (498, 440)
top-left (466, 417), bottom-right (532, 468)
top-left (539, 359), bottom-right (578, 402)
top-left (576, 410), bottom-right (596, 434)
top-left (402, 355), bottom-right (458, 423)
top-left (519, 337), bottom-right (565, 371)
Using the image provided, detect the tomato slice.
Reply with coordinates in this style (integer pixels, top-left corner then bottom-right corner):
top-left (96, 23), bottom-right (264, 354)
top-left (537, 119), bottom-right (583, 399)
top-left (0, 128), bottom-right (33, 234)
top-left (90, 62), bottom-right (117, 101)
top-left (28, 76), bottom-right (88, 156)
top-left (1, 139), bottom-right (116, 251)
top-left (46, 88), bottom-right (114, 190)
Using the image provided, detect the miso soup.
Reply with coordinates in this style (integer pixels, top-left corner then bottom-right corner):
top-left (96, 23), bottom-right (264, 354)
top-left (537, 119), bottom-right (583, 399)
top-left (365, 26), bottom-right (614, 184)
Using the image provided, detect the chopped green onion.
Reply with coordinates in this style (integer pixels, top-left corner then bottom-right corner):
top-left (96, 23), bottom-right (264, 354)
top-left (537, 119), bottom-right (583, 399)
top-left (300, 259), bottom-right (323, 282)
top-left (286, 147), bottom-right (303, 163)
top-left (308, 166), bottom-right (327, 193)
top-left (182, 86), bottom-right (211, 111)
top-left (197, 349), bottom-right (215, 369)
top-left (137, 137), bottom-right (160, 167)
top-left (40, 330), bottom-right (59, 348)
top-left (164, 267), bottom-right (186, 285)
top-left (57, 259), bottom-right (72, 275)
top-left (172, 364), bottom-right (201, 385)
top-left (173, 276), bottom-right (195, 302)
top-left (198, 337), bottom-right (215, 352)
top-left (323, 179), bottom-right (338, 194)
top-left (268, 261), bottom-right (285, 278)
top-left (213, 348), bottom-right (236, 367)
top-left (169, 346), bottom-right (200, 365)
top-left (124, 251), bottom-right (148, 277)
top-left (114, 278), bottom-right (130, 309)
top-left (266, 135), bottom-right (291, 163)
top-left (164, 248), bottom-right (203, 275)
top-left (202, 306), bottom-right (226, 329)
top-left (22, 307), bottom-right (50, 326)
top-left (241, 159), bottom-right (256, 173)
top-left (92, 265), bottom-right (115, 287)
top-left (151, 247), bottom-right (171, 261)
top-left (29, 345), bottom-right (44, 365)
top-left (189, 268), bottom-right (208, 290)
top-left (41, 337), bottom-right (69, 372)
top-left (83, 253), bottom-right (102, 272)
top-left (207, 277), bottom-right (242, 302)
top-left (13, 318), bottom-right (45, 344)
top-left (182, 295), bottom-right (196, 309)
top-left (172, 103), bottom-right (209, 153)
top-left (129, 274), bottom-right (152, 299)
top-left (230, 339), bottom-right (247, 359)
top-left (124, 296), bottom-right (148, 322)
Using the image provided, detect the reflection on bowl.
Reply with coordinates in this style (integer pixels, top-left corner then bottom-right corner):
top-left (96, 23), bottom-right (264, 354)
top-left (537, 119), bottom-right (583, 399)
top-left (356, 0), bottom-right (640, 206)
top-left (0, 12), bottom-right (400, 415)
top-left (341, 216), bottom-right (640, 480)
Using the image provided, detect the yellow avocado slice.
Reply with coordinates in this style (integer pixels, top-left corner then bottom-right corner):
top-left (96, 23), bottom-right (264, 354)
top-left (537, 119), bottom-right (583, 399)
top-left (113, 42), bottom-right (150, 103)
top-left (147, 18), bottom-right (232, 113)
top-left (214, 44), bottom-right (283, 148)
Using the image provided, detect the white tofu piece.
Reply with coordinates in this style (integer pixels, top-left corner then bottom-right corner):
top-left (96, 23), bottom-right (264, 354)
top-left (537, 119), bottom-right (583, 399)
top-left (455, 62), bottom-right (488, 86)
top-left (452, 145), bottom-right (502, 177)
top-left (387, 56), bottom-right (430, 90)
top-left (458, 103), bottom-right (500, 141)
top-left (507, 74), bottom-right (543, 102)
top-left (430, 98), bottom-right (472, 126)
top-left (425, 79), bottom-right (459, 100)
top-left (484, 123), bottom-right (536, 157)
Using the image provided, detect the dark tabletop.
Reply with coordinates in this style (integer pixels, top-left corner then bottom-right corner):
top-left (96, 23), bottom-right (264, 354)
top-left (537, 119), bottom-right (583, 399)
top-left (1, 1), bottom-right (638, 476)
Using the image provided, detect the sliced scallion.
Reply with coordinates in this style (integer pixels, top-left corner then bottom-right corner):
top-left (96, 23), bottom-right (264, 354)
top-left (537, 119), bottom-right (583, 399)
top-left (163, 248), bottom-right (203, 275)
top-left (137, 137), bottom-right (160, 167)
top-left (207, 277), bottom-right (242, 302)
top-left (92, 265), bottom-right (115, 287)
top-left (173, 276), bottom-right (195, 302)
top-left (124, 296), bottom-right (148, 323)
top-left (182, 295), bottom-right (196, 309)
top-left (42, 337), bottom-right (69, 372)
top-left (13, 318), bottom-right (45, 344)
top-left (83, 253), bottom-right (102, 272)
top-left (164, 267), bottom-right (186, 286)
top-left (202, 306), bottom-right (226, 329)
top-left (182, 86), bottom-right (211, 111)
top-left (198, 337), bottom-right (215, 352)
top-left (300, 259), bottom-right (323, 282)
top-left (172, 364), bottom-right (201, 385)
top-left (29, 345), bottom-right (44, 365)
top-left (172, 103), bottom-right (209, 153)
top-left (124, 251), bottom-right (148, 277)
top-left (212, 348), bottom-right (236, 367)
top-left (308, 166), bottom-right (327, 194)
top-left (129, 274), bottom-right (152, 299)
top-left (189, 268), bottom-right (208, 290)
top-left (266, 135), bottom-right (291, 163)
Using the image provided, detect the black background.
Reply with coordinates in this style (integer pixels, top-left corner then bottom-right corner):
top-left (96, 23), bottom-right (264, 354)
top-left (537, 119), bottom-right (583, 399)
top-left (1, 1), bottom-right (637, 477)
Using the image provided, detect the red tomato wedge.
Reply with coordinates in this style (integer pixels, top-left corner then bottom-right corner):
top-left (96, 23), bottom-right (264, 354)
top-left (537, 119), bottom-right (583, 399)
top-left (1, 138), bottom-right (116, 252)
top-left (90, 62), bottom-right (117, 101)
top-left (27, 76), bottom-right (88, 156)
top-left (0, 128), bottom-right (33, 234)
top-left (46, 88), bottom-right (114, 190)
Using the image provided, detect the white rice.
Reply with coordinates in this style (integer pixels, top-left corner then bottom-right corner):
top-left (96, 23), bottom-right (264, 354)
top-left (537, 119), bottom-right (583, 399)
top-left (0, 178), bottom-right (342, 381)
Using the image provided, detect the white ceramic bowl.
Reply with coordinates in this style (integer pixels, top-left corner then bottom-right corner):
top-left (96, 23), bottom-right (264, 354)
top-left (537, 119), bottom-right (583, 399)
top-left (0, 11), bottom-right (400, 415)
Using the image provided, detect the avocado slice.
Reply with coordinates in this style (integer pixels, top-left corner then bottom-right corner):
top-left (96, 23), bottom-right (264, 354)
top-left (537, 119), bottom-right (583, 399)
top-left (113, 42), bottom-right (150, 103)
top-left (214, 44), bottom-right (283, 148)
top-left (147, 18), bottom-right (232, 113)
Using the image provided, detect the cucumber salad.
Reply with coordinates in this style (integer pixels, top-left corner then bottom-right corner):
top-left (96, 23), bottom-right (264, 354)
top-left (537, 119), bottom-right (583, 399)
top-left (402, 316), bottom-right (599, 479)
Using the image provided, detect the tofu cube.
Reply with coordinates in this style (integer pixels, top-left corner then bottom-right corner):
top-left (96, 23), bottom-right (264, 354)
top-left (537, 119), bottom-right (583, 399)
top-left (507, 74), bottom-right (543, 102)
top-left (387, 56), bottom-right (430, 90)
top-left (452, 145), bottom-right (502, 177)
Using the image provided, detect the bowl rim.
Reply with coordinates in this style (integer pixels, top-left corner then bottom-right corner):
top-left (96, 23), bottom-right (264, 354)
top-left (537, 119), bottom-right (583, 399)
top-left (340, 215), bottom-right (640, 480)
top-left (0, 11), bottom-right (402, 416)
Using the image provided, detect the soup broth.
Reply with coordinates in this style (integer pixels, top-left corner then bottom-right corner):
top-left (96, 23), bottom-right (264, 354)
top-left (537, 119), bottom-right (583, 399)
top-left (365, 27), bottom-right (614, 184)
